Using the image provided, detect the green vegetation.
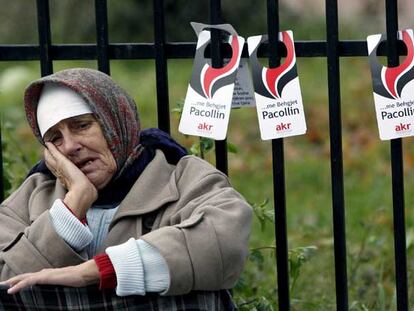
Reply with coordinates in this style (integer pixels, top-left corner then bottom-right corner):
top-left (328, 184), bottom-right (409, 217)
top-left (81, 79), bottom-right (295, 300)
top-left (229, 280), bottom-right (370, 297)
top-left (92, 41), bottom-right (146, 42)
top-left (2, 56), bottom-right (414, 310)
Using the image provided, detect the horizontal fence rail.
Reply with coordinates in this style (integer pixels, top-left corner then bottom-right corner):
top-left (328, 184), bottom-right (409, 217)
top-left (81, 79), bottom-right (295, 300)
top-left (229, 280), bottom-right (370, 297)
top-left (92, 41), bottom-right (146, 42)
top-left (0, 41), bottom-right (408, 60)
top-left (0, 0), bottom-right (409, 310)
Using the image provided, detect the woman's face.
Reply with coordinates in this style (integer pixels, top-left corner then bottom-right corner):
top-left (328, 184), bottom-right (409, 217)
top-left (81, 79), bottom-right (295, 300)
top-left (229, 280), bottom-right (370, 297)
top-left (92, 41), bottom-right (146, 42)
top-left (43, 114), bottom-right (117, 190)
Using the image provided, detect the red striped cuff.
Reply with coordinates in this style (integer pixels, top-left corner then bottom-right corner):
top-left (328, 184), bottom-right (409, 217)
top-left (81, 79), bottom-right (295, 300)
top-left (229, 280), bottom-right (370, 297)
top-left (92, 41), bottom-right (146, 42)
top-left (93, 253), bottom-right (117, 289)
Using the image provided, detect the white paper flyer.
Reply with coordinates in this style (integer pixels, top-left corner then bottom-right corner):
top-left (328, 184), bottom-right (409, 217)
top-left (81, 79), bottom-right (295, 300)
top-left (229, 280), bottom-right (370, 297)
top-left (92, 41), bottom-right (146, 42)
top-left (179, 22), bottom-right (245, 140)
top-left (247, 31), bottom-right (307, 140)
top-left (367, 29), bottom-right (414, 140)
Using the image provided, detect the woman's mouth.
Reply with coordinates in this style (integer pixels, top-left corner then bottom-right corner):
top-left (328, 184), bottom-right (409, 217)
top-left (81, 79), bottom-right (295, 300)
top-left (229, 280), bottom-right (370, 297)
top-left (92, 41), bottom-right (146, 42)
top-left (77, 158), bottom-right (95, 170)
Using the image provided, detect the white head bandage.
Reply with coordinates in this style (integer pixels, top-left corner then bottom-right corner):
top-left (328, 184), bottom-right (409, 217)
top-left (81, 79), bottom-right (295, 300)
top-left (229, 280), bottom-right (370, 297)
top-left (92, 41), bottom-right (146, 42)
top-left (37, 83), bottom-right (92, 137)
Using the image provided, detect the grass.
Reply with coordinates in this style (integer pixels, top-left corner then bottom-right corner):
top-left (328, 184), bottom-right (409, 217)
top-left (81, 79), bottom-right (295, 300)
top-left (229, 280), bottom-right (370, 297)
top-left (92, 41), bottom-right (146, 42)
top-left (1, 56), bottom-right (414, 310)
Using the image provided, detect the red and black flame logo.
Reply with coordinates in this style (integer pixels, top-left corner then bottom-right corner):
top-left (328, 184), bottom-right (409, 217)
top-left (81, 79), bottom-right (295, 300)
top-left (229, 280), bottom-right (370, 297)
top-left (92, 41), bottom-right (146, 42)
top-left (249, 32), bottom-right (297, 99)
top-left (369, 30), bottom-right (414, 99)
top-left (190, 33), bottom-right (240, 99)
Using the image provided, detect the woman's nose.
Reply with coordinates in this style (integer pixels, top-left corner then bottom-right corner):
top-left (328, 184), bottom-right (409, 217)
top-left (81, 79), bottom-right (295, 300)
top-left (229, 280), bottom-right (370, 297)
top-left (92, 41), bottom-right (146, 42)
top-left (59, 133), bottom-right (82, 157)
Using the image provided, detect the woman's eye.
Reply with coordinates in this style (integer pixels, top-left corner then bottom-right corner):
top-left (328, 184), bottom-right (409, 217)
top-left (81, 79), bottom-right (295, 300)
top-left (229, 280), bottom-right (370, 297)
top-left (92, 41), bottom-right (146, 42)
top-left (47, 136), bottom-right (62, 145)
top-left (75, 122), bottom-right (91, 130)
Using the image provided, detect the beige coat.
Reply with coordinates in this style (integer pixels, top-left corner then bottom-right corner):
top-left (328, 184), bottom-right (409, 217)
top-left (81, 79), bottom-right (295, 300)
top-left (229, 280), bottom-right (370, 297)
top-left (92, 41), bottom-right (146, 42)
top-left (0, 150), bottom-right (252, 295)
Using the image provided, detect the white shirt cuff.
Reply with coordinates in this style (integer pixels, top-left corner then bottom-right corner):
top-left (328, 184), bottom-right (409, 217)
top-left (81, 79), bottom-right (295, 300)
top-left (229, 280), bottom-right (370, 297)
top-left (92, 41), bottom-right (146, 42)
top-left (106, 238), bottom-right (145, 296)
top-left (136, 239), bottom-right (170, 293)
top-left (105, 238), bottom-right (170, 296)
top-left (49, 199), bottom-right (93, 251)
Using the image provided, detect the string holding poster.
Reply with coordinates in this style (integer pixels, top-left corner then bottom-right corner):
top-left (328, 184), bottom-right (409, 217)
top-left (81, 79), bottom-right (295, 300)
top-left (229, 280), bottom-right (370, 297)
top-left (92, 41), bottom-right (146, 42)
top-left (178, 22), bottom-right (245, 140)
top-left (247, 31), bottom-right (307, 140)
top-left (367, 29), bottom-right (414, 140)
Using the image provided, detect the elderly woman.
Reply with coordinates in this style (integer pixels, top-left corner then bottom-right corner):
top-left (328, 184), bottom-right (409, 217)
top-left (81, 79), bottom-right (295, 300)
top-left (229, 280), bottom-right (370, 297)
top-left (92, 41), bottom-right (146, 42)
top-left (0, 68), bottom-right (252, 305)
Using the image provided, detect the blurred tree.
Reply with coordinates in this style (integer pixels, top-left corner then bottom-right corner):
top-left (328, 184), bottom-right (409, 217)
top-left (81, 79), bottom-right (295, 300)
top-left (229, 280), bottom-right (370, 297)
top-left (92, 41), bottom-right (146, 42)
top-left (0, 0), bottom-right (38, 44)
top-left (0, 0), bottom-right (267, 44)
top-left (0, 0), bottom-right (209, 44)
top-left (0, 0), bottom-right (408, 45)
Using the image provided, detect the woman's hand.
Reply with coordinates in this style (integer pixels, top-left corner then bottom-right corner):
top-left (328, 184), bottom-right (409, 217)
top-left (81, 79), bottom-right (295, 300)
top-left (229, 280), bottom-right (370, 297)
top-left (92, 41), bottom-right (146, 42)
top-left (0, 260), bottom-right (100, 294)
top-left (45, 142), bottom-right (97, 218)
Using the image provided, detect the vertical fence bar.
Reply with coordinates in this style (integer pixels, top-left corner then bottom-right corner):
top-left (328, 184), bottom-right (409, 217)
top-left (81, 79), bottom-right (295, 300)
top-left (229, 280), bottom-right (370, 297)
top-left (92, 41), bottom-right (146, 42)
top-left (385, 1), bottom-right (409, 310)
top-left (325, 0), bottom-right (348, 310)
top-left (266, 0), bottom-right (290, 310)
top-left (36, 0), bottom-right (53, 76)
top-left (271, 138), bottom-right (289, 311)
top-left (153, 0), bottom-right (170, 133)
top-left (209, 0), bottom-right (228, 174)
top-left (95, 0), bottom-right (110, 75)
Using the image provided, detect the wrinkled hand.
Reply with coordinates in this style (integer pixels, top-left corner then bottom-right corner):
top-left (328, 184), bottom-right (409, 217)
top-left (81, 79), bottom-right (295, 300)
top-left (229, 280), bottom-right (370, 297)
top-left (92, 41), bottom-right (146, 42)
top-left (0, 260), bottom-right (99, 295)
top-left (44, 142), bottom-right (95, 193)
top-left (44, 142), bottom-right (97, 218)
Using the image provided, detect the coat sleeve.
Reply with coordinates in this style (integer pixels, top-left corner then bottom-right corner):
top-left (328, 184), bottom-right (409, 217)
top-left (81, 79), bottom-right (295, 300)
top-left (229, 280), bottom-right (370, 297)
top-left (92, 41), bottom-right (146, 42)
top-left (141, 158), bottom-right (252, 295)
top-left (0, 177), bottom-right (87, 281)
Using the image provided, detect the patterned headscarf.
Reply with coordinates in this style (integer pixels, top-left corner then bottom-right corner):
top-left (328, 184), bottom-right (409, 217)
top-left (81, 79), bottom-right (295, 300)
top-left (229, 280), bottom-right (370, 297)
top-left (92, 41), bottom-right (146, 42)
top-left (24, 68), bottom-right (142, 178)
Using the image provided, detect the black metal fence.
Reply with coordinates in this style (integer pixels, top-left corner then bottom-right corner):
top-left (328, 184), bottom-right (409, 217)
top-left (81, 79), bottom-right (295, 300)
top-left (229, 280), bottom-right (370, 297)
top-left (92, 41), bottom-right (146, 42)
top-left (0, 0), bottom-right (410, 310)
